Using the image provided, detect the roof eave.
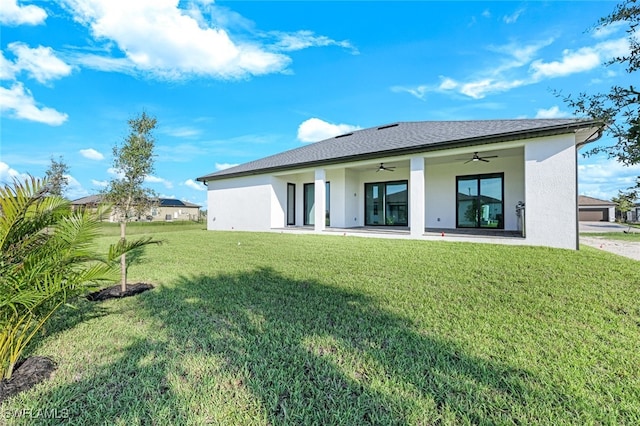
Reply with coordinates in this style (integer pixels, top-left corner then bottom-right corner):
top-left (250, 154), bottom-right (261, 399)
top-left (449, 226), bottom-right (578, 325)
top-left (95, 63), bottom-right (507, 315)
top-left (197, 120), bottom-right (603, 182)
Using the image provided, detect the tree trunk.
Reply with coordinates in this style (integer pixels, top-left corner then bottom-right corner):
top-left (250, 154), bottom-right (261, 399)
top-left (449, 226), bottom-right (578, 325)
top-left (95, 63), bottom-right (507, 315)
top-left (120, 221), bottom-right (127, 293)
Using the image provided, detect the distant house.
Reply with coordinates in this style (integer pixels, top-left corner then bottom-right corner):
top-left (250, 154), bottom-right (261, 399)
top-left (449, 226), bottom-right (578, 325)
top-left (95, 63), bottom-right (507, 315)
top-left (71, 195), bottom-right (201, 222)
top-left (197, 119), bottom-right (603, 250)
top-left (578, 195), bottom-right (615, 222)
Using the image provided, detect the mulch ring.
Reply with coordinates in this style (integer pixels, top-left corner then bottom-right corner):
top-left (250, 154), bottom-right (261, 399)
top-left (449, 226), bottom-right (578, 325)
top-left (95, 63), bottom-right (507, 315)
top-left (0, 356), bottom-right (57, 403)
top-left (87, 283), bottom-right (154, 301)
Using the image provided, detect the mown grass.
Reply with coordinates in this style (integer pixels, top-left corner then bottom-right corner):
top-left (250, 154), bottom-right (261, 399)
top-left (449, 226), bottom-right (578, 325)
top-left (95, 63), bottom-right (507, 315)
top-left (581, 231), bottom-right (640, 241)
top-left (3, 228), bottom-right (640, 425)
top-left (97, 220), bottom-right (205, 236)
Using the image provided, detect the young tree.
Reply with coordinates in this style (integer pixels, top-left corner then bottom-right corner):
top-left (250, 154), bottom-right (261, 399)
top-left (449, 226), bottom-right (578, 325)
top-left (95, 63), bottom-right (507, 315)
top-left (0, 177), bottom-right (154, 380)
top-left (104, 112), bottom-right (158, 292)
top-left (561, 1), bottom-right (639, 173)
top-left (44, 156), bottom-right (69, 197)
top-left (612, 189), bottom-right (636, 223)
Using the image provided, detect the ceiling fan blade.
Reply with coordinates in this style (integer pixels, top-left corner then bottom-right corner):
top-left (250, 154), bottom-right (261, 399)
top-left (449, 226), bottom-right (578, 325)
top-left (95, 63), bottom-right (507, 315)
top-left (479, 158), bottom-right (490, 162)
top-left (464, 159), bottom-right (473, 164)
top-left (483, 155), bottom-right (499, 159)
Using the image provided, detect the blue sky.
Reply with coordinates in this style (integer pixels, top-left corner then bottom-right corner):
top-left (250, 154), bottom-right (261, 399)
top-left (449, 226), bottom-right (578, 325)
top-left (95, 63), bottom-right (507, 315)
top-left (1, 0), bottom-right (638, 206)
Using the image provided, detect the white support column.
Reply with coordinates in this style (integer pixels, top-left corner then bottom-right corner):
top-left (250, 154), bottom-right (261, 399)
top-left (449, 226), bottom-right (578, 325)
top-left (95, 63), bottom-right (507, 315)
top-left (314, 168), bottom-right (326, 232)
top-left (524, 135), bottom-right (577, 249)
top-left (410, 156), bottom-right (425, 237)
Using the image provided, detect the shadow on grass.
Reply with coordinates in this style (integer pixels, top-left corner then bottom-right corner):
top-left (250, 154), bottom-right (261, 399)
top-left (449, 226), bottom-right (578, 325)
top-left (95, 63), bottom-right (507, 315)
top-left (29, 267), bottom-right (583, 424)
top-left (22, 297), bottom-right (111, 359)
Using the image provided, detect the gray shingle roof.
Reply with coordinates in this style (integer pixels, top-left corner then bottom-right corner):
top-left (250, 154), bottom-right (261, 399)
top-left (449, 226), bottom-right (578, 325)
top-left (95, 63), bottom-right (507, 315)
top-left (197, 119), bottom-right (601, 182)
top-left (72, 195), bottom-right (200, 207)
top-left (578, 195), bottom-right (615, 206)
top-left (71, 194), bottom-right (102, 205)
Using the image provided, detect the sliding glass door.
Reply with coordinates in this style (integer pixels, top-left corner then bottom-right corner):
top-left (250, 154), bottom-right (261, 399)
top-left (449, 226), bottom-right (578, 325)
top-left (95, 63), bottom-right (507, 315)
top-left (303, 182), bottom-right (330, 226)
top-left (456, 173), bottom-right (504, 229)
top-left (365, 181), bottom-right (408, 226)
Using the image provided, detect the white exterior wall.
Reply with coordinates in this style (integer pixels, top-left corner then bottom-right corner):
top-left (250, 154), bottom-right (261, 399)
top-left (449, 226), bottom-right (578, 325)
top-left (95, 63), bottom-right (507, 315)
top-left (203, 133), bottom-right (581, 249)
top-left (314, 169), bottom-right (326, 231)
top-left (326, 169), bottom-right (347, 228)
top-left (271, 177), bottom-right (287, 228)
top-left (425, 151), bottom-right (525, 230)
top-left (524, 134), bottom-right (577, 249)
top-left (207, 175), bottom-right (275, 231)
top-left (344, 169), bottom-right (360, 227)
top-left (410, 156), bottom-right (426, 236)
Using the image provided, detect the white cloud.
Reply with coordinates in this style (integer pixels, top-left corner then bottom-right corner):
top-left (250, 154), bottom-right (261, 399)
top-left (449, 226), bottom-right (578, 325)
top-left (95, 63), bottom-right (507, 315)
top-left (145, 174), bottom-right (173, 189)
top-left (0, 51), bottom-right (16, 80)
top-left (72, 54), bottom-right (132, 73)
top-left (459, 78), bottom-right (526, 100)
top-left (390, 85), bottom-right (429, 100)
top-left (0, 82), bottom-right (68, 125)
top-left (0, 0), bottom-right (47, 26)
top-left (79, 148), bottom-right (105, 160)
top-left (215, 162), bottom-right (238, 171)
top-left (61, 0), bottom-right (291, 79)
top-left (184, 178), bottom-right (206, 191)
top-left (108, 170), bottom-right (176, 190)
top-left (107, 167), bottom-right (124, 178)
top-left (162, 126), bottom-right (201, 138)
top-left (481, 10), bottom-right (491, 19)
top-left (439, 77), bottom-right (458, 91)
top-left (0, 161), bottom-right (29, 184)
top-left (64, 174), bottom-right (89, 199)
top-left (489, 39), bottom-right (554, 70)
top-left (7, 42), bottom-right (73, 84)
top-left (503, 8), bottom-right (524, 24)
top-left (534, 106), bottom-right (571, 119)
top-left (297, 118), bottom-right (361, 143)
top-left (397, 35), bottom-right (629, 101)
top-left (592, 21), bottom-right (626, 39)
top-left (91, 179), bottom-right (108, 187)
top-left (530, 38), bottom-right (628, 79)
top-left (578, 157), bottom-right (640, 201)
top-left (270, 30), bottom-right (358, 54)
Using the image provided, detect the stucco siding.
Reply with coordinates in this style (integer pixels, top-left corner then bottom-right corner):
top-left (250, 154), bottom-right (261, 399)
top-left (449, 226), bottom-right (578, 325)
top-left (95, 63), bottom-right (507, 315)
top-left (207, 175), bottom-right (274, 231)
top-left (326, 169), bottom-right (346, 228)
top-left (271, 177), bottom-right (287, 228)
top-left (524, 134), bottom-right (577, 249)
top-left (344, 169), bottom-right (360, 227)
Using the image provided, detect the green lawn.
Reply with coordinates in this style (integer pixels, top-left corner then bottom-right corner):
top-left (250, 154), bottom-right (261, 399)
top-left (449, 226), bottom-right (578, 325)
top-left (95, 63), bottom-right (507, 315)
top-left (97, 220), bottom-right (205, 236)
top-left (581, 231), bottom-right (640, 242)
top-left (4, 228), bottom-right (640, 425)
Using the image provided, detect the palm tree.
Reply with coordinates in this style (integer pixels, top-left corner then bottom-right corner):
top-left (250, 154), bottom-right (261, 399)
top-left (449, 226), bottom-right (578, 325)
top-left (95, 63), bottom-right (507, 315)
top-left (0, 177), bottom-right (154, 380)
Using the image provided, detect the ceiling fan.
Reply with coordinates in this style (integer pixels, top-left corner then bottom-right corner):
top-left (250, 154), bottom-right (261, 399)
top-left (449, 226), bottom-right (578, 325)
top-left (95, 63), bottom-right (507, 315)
top-left (460, 152), bottom-right (498, 164)
top-left (376, 163), bottom-right (396, 172)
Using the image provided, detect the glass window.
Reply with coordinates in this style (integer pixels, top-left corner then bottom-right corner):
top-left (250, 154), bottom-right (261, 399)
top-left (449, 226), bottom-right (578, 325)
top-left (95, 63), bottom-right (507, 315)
top-left (325, 182), bottom-right (330, 226)
top-left (365, 181), bottom-right (408, 226)
top-left (287, 183), bottom-right (295, 226)
top-left (303, 183), bottom-right (314, 226)
top-left (303, 182), bottom-right (330, 226)
top-left (456, 173), bottom-right (504, 229)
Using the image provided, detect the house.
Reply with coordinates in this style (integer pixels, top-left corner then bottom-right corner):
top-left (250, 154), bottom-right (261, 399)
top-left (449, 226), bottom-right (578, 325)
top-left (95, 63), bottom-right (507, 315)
top-left (71, 195), bottom-right (201, 222)
top-left (578, 195), bottom-right (616, 222)
top-left (196, 119), bottom-right (603, 250)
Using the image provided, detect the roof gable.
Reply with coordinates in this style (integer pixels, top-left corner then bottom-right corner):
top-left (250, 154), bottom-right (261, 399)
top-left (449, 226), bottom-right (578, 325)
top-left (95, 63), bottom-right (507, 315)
top-left (197, 118), bottom-right (601, 182)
